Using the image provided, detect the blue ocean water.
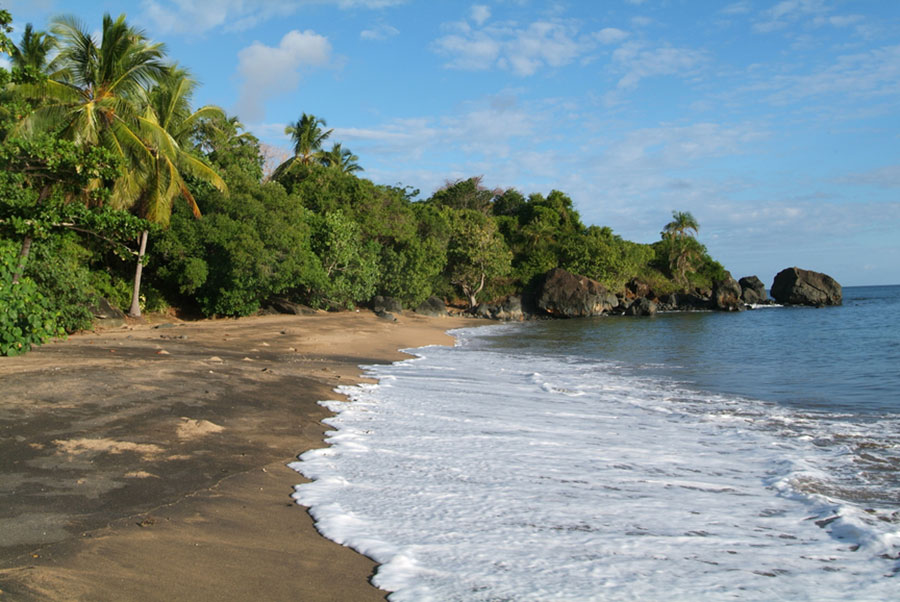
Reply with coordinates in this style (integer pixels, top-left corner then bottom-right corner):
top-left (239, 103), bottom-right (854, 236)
top-left (293, 285), bottom-right (900, 600)
top-left (483, 285), bottom-right (900, 415)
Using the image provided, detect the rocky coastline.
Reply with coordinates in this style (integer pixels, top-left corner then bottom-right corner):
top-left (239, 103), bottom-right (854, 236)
top-left (357, 266), bottom-right (843, 323)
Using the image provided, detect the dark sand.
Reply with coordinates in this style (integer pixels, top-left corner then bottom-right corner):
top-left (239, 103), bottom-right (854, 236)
top-left (0, 311), bottom-right (475, 601)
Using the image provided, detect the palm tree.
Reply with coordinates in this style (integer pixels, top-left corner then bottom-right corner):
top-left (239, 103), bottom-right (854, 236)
top-left (284, 113), bottom-right (332, 165)
top-left (662, 210), bottom-right (699, 240)
top-left (661, 210), bottom-right (700, 290)
top-left (20, 14), bottom-right (169, 211)
top-left (320, 142), bottom-right (363, 173)
top-left (126, 67), bottom-right (227, 317)
top-left (11, 23), bottom-right (57, 73)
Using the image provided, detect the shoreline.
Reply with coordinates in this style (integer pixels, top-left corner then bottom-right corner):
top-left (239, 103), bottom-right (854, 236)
top-left (0, 310), bottom-right (478, 601)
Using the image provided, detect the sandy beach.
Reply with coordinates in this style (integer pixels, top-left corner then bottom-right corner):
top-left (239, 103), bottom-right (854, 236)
top-left (0, 310), bottom-right (475, 601)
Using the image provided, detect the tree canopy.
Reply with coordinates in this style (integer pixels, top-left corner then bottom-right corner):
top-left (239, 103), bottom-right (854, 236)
top-left (0, 9), bottom-right (731, 356)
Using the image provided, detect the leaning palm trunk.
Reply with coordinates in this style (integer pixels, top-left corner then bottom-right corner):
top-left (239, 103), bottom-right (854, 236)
top-left (128, 229), bottom-right (149, 317)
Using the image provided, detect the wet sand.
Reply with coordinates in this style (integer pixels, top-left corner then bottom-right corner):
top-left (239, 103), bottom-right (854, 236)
top-left (0, 310), bottom-right (475, 601)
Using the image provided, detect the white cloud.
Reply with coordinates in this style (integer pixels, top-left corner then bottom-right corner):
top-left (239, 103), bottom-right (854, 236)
top-left (361, 23), bottom-right (400, 40)
top-left (470, 4), bottom-right (491, 27)
top-left (754, 0), bottom-right (831, 33)
top-left (606, 41), bottom-right (708, 99)
top-left (235, 30), bottom-right (332, 122)
top-left (140, 0), bottom-right (408, 34)
top-left (841, 165), bottom-right (900, 189)
top-left (594, 27), bottom-right (629, 45)
top-left (433, 18), bottom-right (607, 76)
top-left (751, 44), bottom-right (900, 106)
top-left (721, 1), bottom-right (752, 15)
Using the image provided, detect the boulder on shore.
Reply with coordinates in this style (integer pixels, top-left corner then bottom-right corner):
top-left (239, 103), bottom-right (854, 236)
top-left (414, 296), bottom-right (448, 317)
top-left (371, 295), bottom-right (403, 314)
top-left (738, 276), bottom-right (769, 305)
top-left (771, 267), bottom-right (842, 306)
top-left (712, 275), bottom-right (745, 311)
top-left (625, 297), bottom-right (657, 316)
top-left (268, 298), bottom-right (317, 315)
top-left (658, 292), bottom-right (711, 311)
top-left (534, 268), bottom-right (618, 318)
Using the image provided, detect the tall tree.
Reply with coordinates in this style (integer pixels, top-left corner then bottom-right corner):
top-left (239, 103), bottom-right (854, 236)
top-left (661, 210), bottom-right (701, 290)
top-left (320, 142), bottom-right (363, 173)
top-left (445, 208), bottom-right (512, 309)
top-left (126, 67), bottom-right (227, 317)
top-left (663, 210), bottom-right (699, 240)
top-left (284, 112), bottom-right (332, 165)
top-left (10, 23), bottom-right (57, 74)
top-left (18, 13), bottom-right (168, 211)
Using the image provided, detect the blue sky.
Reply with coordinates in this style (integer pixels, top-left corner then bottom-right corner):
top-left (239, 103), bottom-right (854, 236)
top-left (4, 0), bottom-right (899, 286)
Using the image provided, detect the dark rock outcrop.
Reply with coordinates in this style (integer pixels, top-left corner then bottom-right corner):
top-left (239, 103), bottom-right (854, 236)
top-left (372, 295), bottom-right (403, 314)
top-left (469, 296), bottom-right (526, 321)
top-left (414, 296), bottom-right (448, 317)
top-left (625, 297), bottom-right (657, 316)
top-left (712, 275), bottom-right (745, 311)
top-left (495, 295), bottom-right (525, 321)
top-left (625, 278), bottom-right (652, 300)
top-left (739, 276), bottom-right (769, 305)
top-left (534, 268), bottom-right (618, 318)
top-left (659, 292), bottom-right (712, 312)
top-left (268, 298), bottom-right (317, 315)
top-left (771, 267), bottom-right (842, 306)
top-left (91, 297), bottom-right (126, 321)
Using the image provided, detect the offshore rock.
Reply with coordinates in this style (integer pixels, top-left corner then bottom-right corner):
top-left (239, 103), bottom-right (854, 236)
top-left (771, 267), bottom-right (842, 306)
top-left (712, 275), bottom-right (745, 312)
top-left (414, 296), bottom-right (448, 317)
top-left (534, 268), bottom-right (618, 318)
top-left (738, 276), bottom-right (770, 305)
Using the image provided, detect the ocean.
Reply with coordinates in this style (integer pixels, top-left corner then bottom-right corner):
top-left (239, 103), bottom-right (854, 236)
top-left (291, 285), bottom-right (900, 601)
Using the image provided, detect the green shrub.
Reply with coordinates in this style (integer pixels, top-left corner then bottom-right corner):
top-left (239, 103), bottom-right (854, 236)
top-left (0, 239), bottom-right (64, 356)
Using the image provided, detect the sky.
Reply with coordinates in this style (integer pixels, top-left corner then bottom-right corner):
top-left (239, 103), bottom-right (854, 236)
top-left (3, 0), bottom-right (899, 286)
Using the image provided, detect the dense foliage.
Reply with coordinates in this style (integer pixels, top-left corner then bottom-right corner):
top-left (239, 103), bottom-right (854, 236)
top-left (0, 10), bottom-right (730, 356)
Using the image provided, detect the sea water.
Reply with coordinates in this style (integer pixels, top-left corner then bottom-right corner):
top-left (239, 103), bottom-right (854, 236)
top-left (291, 285), bottom-right (900, 601)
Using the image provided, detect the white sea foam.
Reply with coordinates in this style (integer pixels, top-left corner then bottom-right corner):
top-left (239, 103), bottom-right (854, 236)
top-left (291, 326), bottom-right (900, 601)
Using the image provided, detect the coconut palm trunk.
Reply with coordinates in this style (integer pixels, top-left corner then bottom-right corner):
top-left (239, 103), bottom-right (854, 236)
top-left (128, 229), bottom-right (149, 317)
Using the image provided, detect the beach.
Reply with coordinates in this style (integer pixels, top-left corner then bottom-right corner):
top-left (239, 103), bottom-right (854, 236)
top-left (0, 310), bottom-right (473, 601)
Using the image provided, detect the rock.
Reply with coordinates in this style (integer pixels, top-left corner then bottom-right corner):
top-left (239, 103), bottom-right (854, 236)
top-left (658, 291), bottom-right (712, 311)
top-left (496, 295), bottom-right (525, 321)
top-left (268, 298), bottom-right (317, 315)
top-left (534, 268), bottom-right (618, 318)
top-left (771, 267), bottom-right (842, 306)
top-left (471, 303), bottom-right (494, 319)
top-left (89, 297), bottom-right (126, 327)
top-left (625, 297), bottom-right (657, 316)
top-left (414, 296), bottom-right (448, 317)
top-left (372, 295), bottom-right (403, 314)
top-left (375, 310), bottom-right (397, 322)
top-left (625, 278), bottom-right (652, 300)
top-left (738, 276), bottom-right (769, 305)
top-left (712, 275), bottom-right (745, 311)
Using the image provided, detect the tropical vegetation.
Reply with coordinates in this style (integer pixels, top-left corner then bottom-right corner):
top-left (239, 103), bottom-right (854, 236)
top-left (0, 10), bottom-right (728, 356)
